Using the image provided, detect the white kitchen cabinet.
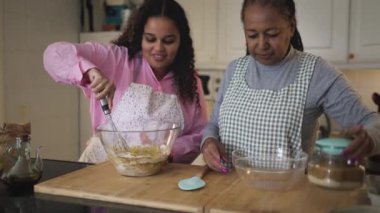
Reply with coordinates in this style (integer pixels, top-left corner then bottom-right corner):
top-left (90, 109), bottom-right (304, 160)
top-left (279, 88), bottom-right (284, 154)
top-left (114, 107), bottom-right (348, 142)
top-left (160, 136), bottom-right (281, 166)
top-left (80, 31), bottom-right (121, 44)
top-left (295, 0), bottom-right (350, 64)
top-left (180, 0), bottom-right (351, 67)
top-left (217, 0), bottom-right (246, 66)
top-left (176, 0), bottom-right (220, 69)
top-left (182, 0), bottom-right (350, 67)
top-left (80, 0), bottom-right (380, 68)
top-left (215, 0), bottom-right (352, 66)
top-left (177, 0), bottom-right (246, 69)
top-left (296, 0), bottom-right (380, 66)
top-left (349, 0), bottom-right (380, 64)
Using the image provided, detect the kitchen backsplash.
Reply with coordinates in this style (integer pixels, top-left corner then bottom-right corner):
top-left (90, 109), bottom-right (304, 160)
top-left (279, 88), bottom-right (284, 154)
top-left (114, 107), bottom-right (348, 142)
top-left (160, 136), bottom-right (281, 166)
top-left (343, 69), bottom-right (380, 112)
top-left (325, 69), bottom-right (380, 132)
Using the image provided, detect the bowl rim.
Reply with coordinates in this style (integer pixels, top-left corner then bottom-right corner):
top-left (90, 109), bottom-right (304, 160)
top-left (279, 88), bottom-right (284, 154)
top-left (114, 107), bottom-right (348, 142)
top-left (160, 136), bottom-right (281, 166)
top-left (234, 164), bottom-right (304, 173)
top-left (232, 149), bottom-right (308, 161)
top-left (96, 121), bottom-right (181, 133)
top-left (233, 156), bottom-right (308, 169)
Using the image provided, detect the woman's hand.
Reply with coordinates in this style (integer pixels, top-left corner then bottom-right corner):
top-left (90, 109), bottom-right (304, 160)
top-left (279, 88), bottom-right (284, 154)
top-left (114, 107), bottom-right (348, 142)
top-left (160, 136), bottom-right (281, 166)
top-left (343, 125), bottom-right (375, 159)
top-left (87, 68), bottom-right (116, 108)
top-left (201, 138), bottom-right (229, 173)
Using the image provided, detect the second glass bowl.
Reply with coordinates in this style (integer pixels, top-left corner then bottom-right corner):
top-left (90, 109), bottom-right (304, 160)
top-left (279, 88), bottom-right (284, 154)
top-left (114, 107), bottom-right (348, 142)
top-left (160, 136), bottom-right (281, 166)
top-left (232, 149), bottom-right (308, 191)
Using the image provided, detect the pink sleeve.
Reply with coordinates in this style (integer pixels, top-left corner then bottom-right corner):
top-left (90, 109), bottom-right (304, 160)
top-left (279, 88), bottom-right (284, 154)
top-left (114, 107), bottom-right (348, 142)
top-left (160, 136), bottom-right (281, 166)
top-left (171, 75), bottom-right (208, 163)
top-left (43, 41), bottom-right (134, 132)
top-left (43, 41), bottom-right (130, 97)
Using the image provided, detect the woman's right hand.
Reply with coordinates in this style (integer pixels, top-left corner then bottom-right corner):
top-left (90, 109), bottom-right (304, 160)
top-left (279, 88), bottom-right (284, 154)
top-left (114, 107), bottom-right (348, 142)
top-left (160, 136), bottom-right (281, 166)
top-left (201, 138), bottom-right (229, 173)
top-left (86, 68), bottom-right (116, 108)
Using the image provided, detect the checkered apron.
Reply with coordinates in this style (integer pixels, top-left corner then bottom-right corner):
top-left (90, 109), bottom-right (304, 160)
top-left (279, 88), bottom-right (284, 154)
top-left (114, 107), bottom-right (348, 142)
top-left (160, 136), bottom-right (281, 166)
top-left (219, 53), bottom-right (317, 168)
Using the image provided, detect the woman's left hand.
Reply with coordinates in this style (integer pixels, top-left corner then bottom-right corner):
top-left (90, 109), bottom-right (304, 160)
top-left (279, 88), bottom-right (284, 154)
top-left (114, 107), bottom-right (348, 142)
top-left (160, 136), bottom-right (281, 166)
top-left (342, 125), bottom-right (374, 159)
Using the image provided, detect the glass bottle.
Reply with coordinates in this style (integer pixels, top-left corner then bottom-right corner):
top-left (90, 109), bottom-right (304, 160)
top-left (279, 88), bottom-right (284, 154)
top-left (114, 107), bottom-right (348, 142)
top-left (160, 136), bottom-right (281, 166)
top-left (1, 134), bottom-right (43, 188)
top-left (307, 138), bottom-right (364, 190)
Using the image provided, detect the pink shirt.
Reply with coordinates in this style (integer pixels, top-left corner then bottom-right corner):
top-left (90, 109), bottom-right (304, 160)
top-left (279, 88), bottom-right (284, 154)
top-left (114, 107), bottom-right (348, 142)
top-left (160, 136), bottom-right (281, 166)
top-left (43, 42), bottom-right (208, 163)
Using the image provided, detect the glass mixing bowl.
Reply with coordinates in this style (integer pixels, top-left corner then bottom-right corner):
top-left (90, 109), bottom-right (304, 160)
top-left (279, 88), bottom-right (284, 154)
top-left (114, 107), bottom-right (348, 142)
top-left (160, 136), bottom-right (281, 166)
top-left (232, 149), bottom-right (308, 191)
top-left (97, 120), bottom-right (180, 177)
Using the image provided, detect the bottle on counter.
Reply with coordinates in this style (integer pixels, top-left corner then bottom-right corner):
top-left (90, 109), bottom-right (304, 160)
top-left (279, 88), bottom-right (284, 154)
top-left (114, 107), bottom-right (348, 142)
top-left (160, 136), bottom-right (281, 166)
top-left (307, 138), bottom-right (365, 190)
top-left (1, 134), bottom-right (43, 189)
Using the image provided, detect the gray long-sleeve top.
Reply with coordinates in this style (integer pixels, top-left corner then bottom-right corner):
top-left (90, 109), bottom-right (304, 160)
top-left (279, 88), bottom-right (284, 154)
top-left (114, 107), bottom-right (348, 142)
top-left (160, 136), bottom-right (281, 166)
top-left (202, 47), bottom-right (380, 155)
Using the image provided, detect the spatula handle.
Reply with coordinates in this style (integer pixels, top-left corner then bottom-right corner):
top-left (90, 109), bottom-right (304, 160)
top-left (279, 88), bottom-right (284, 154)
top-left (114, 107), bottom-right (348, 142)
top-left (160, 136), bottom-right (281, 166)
top-left (196, 165), bottom-right (210, 178)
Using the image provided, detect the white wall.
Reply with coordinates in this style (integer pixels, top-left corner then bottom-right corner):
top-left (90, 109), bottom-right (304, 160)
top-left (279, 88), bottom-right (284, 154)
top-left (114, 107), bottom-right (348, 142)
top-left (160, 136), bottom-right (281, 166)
top-left (343, 69), bottom-right (380, 112)
top-left (3, 0), bottom-right (81, 160)
top-left (0, 0), bottom-right (4, 122)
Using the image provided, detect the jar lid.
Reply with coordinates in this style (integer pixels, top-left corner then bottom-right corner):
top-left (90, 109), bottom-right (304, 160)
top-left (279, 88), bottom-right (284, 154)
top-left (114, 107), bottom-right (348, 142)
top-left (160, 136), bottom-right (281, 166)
top-left (315, 138), bottom-right (351, 155)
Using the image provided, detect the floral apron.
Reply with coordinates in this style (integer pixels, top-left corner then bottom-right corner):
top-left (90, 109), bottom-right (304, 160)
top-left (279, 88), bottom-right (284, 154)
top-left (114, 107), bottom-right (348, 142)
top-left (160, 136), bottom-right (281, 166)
top-left (219, 53), bottom-right (317, 168)
top-left (79, 82), bottom-right (184, 163)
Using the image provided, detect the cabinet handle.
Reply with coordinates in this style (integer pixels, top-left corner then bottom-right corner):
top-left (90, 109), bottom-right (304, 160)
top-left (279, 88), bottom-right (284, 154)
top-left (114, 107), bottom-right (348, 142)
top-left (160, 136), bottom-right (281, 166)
top-left (348, 53), bottom-right (355, 60)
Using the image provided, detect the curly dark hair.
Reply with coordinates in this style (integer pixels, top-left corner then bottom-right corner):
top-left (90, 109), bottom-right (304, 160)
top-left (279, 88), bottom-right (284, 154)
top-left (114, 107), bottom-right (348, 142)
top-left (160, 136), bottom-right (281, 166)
top-left (113, 0), bottom-right (199, 106)
top-left (241, 0), bottom-right (304, 51)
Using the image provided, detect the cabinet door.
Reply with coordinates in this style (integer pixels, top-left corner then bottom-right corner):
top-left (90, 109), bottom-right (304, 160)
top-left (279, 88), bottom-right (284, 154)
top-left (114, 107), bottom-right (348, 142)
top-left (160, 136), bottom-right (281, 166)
top-left (177, 0), bottom-right (218, 69)
top-left (349, 0), bottom-right (380, 63)
top-left (80, 32), bottom-right (121, 43)
top-left (217, 0), bottom-right (246, 68)
top-left (295, 0), bottom-right (349, 63)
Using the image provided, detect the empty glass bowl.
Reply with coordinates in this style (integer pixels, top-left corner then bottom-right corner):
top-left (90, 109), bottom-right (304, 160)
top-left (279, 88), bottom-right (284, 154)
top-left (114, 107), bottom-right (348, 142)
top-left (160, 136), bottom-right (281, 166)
top-left (232, 149), bottom-right (308, 191)
top-left (97, 120), bottom-right (180, 177)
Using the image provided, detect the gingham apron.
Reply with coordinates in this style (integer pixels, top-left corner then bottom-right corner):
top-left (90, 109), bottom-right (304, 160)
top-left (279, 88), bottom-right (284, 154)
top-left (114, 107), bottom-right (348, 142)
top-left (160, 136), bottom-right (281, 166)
top-left (219, 53), bottom-right (317, 168)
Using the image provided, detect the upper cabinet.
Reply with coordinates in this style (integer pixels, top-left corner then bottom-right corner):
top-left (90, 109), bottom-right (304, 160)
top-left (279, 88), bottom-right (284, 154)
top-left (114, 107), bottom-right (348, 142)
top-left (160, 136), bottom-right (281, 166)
top-left (80, 31), bottom-right (121, 43)
top-left (176, 0), bottom-right (219, 68)
top-left (80, 0), bottom-right (380, 69)
top-left (349, 0), bottom-right (380, 64)
top-left (296, 0), bottom-right (380, 66)
top-left (180, 0), bottom-right (380, 68)
top-left (177, 0), bottom-right (245, 70)
top-left (217, 0), bottom-right (246, 67)
top-left (295, 0), bottom-right (349, 64)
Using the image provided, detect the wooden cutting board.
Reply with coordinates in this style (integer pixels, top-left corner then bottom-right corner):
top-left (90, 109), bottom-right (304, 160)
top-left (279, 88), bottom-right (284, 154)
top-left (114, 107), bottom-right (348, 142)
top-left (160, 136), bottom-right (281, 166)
top-left (34, 162), bottom-right (238, 213)
top-left (34, 162), bottom-right (369, 213)
top-left (204, 178), bottom-right (369, 213)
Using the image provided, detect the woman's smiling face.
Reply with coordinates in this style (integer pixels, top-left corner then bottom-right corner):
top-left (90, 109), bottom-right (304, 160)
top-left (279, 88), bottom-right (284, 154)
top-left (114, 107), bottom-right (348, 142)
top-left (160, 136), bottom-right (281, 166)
top-left (243, 4), bottom-right (295, 65)
top-left (142, 16), bottom-right (180, 79)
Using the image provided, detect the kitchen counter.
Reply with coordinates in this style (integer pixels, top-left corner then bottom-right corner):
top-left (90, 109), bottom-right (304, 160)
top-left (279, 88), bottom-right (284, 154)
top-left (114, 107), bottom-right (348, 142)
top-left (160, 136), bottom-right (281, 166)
top-left (33, 161), bottom-right (374, 213)
top-left (1, 159), bottom-right (376, 213)
top-left (0, 159), bottom-right (176, 213)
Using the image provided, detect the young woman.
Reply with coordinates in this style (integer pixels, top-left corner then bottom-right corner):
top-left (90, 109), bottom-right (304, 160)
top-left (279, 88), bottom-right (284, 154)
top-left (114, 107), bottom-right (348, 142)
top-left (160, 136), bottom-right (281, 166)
top-left (44, 0), bottom-right (208, 164)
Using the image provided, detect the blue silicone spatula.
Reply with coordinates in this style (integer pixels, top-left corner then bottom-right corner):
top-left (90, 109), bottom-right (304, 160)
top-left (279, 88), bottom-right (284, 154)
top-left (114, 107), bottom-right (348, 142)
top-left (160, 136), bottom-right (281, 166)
top-left (178, 165), bottom-right (210, 191)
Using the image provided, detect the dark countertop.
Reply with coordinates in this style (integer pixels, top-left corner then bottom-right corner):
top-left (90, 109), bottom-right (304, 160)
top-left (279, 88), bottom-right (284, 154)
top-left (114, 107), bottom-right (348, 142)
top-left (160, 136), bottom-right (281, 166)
top-left (0, 159), bottom-right (177, 213)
